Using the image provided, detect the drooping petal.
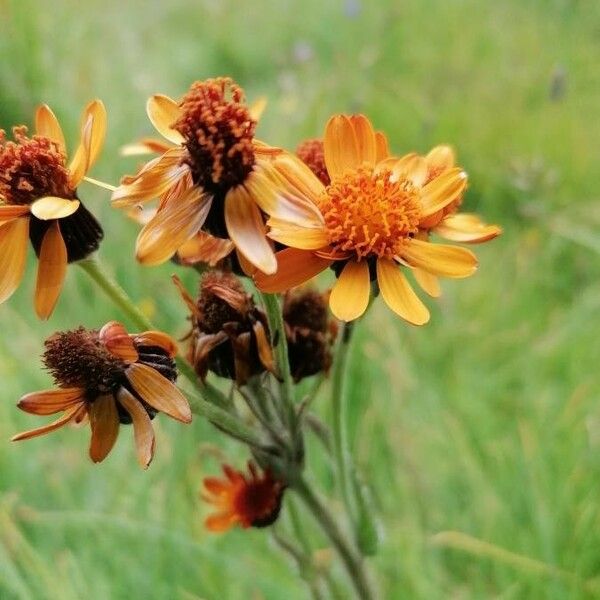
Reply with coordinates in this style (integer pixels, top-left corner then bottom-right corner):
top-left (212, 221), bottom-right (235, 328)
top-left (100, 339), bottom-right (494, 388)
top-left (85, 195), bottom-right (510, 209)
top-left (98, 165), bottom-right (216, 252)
top-left (401, 238), bottom-right (478, 278)
top-left (413, 268), bottom-right (441, 298)
top-left (176, 231), bottom-right (234, 266)
top-left (11, 404), bottom-right (84, 441)
top-left (267, 217), bottom-right (330, 250)
top-left (172, 274), bottom-right (201, 318)
top-left (117, 387), bottom-right (155, 469)
top-left (99, 321), bottom-right (139, 362)
top-left (34, 221), bottom-right (67, 320)
top-left (35, 104), bottom-right (66, 153)
top-left (252, 321), bottom-right (276, 375)
top-left (125, 363), bottom-right (192, 423)
top-left (0, 205), bottom-right (30, 226)
top-left (224, 186), bottom-right (277, 275)
top-left (0, 217), bottom-right (29, 304)
top-left (146, 95), bottom-right (184, 145)
top-left (420, 168), bottom-right (467, 219)
top-left (434, 213), bottom-right (502, 244)
top-left (30, 196), bottom-right (80, 220)
top-left (377, 258), bottom-right (430, 325)
top-left (111, 148), bottom-right (189, 207)
top-left (133, 331), bottom-right (178, 357)
top-left (329, 260), bottom-right (370, 322)
top-left (120, 137), bottom-right (175, 156)
top-left (18, 388), bottom-right (84, 415)
top-left (89, 394), bottom-right (120, 463)
top-left (68, 100), bottom-right (107, 187)
top-left (425, 145), bottom-right (455, 173)
top-left (323, 115), bottom-right (361, 179)
top-left (136, 187), bottom-right (212, 265)
top-left (254, 248), bottom-right (332, 293)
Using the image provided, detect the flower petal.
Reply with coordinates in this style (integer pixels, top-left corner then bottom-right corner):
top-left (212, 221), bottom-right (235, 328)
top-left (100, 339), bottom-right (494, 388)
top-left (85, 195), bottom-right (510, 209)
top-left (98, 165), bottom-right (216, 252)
top-left (426, 145), bottom-right (455, 172)
top-left (120, 137), bottom-right (175, 156)
top-left (11, 404), bottom-right (84, 442)
top-left (18, 388), bottom-right (84, 415)
top-left (323, 114), bottom-right (360, 179)
top-left (146, 94), bottom-right (184, 145)
top-left (225, 186), bottom-right (277, 275)
top-left (34, 221), bottom-right (67, 320)
top-left (401, 238), bottom-right (478, 278)
top-left (413, 268), bottom-right (441, 298)
top-left (205, 512), bottom-right (238, 532)
top-left (249, 96), bottom-right (267, 121)
top-left (420, 168), bottom-right (467, 218)
top-left (377, 258), bottom-right (430, 325)
top-left (133, 331), bottom-right (178, 357)
top-left (0, 217), bottom-right (29, 304)
top-left (69, 99), bottom-right (107, 187)
top-left (99, 321), bottom-right (139, 362)
top-left (136, 187), bottom-right (212, 265)
top-left (254, 248), bottom-right (332, 293)
top-left (30, 197), bottom-right (80, 220)
top-left (117, 387), bottom-right (155, 469)
top-left (349, 114), bottom-right (377, 165)
top-left (89, 394), bottom-right (120, 463)
top-left (125, 363), bottom-right (192, 423)
top-left (267, 217), bottom-right (330, 250)
top-left (329, 260), bottom-right (370, 322)
top-left (375, 131), bottom-right (390, 162)
top-left (35, 104), bottom-right (66, 153)
top-left (434, 213), bottom-right (502, 244)
top-left (176, 231), bottom-right (234, 266)
top-left (0, 205), bottom-right (30, 226)
top-left (392, 153), bottom-right (428, 187)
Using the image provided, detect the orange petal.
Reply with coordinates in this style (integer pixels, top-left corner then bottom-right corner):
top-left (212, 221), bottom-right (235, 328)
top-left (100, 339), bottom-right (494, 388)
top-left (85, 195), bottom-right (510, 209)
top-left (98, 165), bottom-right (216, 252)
top-left (224, 186), bottom-right (277, 275)
top-left (252, 321), bottom-right (276, 375)
top-left (120, 137), bottom-right (175, 156)
top-left (401, 239), bottom-right (478, 278)
top-left (136, 187), bottom-right (212, 265)
top-left (0, 217), bottom-right (29, 304)
top-left (329, 260), bottom-right (370, 322)
top-left (18, 388), bottom-right (84, 415)
top-left (172, 274), bottom-right (201, 318)
top-left (254, 248), bottom-right (331, 293)
top-left (89, 394), bottom-right (120, 463)
top-left (111, 148), bottom-right (189, 207)
top-left (323, 114), bottom-right (361, 179)
top-left (0, 205), bottom-right (30, 226)
top-left (377, 258), bottom-right (430, 325)
top-left (420, 168), bottom-right (467, 218)
top-left (125, 363), bottom-right (192, 423)
top-left (413, 268), bottom-right (441, 298)
top-left (176, 231), bottom-right (234, 266)
top-left (267, 217), bottom-right (330, 250)
top-left (349, 114), bottom-right (377, 165)
top-left (391, 154), bottom-right (428, 187)
top-left (205, 511), bottom-right (238, 533)
top-left (117, 387), bottom-right (155, 469)
top-left (30, 196), bottom-right (80, 220)
top-left (11, 404), bottom-right (84, 441)
top-left (249, 96), bottom-right (267, 121)
top-left (146, 95), bottom-right (184, 145)
top-left (134, 331), bottom-right (178, 357)
top-left (426, 145), bottom-right (455, 172)
top-left (69, 100), bottom-right (107, 187)
top-left (34, 221), bottom-right (67, 320)
top-left (99, 321), bottom-right (139, 362)
top-left (375, 131), bottom-right (390, 162)
top-left (434, 213), bottom-right (502, 244)
top-left (35, 104), bottom-right (66, 153)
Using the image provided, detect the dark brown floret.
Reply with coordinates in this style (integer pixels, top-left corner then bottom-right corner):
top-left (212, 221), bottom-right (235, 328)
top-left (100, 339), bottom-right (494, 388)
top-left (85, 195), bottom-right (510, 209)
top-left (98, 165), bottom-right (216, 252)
top-left (296, 138), bottom-right (330, 186)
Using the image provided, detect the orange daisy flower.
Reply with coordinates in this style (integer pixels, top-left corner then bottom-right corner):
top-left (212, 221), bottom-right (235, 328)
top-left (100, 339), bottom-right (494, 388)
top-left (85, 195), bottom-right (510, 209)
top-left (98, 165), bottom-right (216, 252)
top-left (202, 462), bottom-right (284, 532)
top-left (12, 321), bottom-right (191, 468)
top-left (112, 77), bottom-right (290, 274)
top-left (0, 101), bottom-right (106, 319)
top-left (255, 114), bottom-right (499, 324)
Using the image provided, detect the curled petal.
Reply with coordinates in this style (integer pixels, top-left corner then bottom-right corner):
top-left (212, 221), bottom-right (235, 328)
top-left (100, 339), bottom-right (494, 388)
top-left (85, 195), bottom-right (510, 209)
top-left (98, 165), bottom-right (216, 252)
top-left (329, 260), bottom-right (370, 322)
top-left (117, 387), bottom-right (155, 469)
top-left (35, 104), bottom-right (66, 153)
top-left (146, 95), bottom-right (184, 145)
top-left (252, 321), bottom-right (277, 376)
top-left (11, 404), bottom-right (84, 441)
top-left (121, 137), bottom-right (175, 157)
top-left (69, 100), bottom-right (107, 187)
top-left (99, 321), bottom-right (139, 362)
top-left (134, 331), bottom-right (178, 357)
top-left (30, 197), bottom-right (80, 221)
top-left (34, 221), bottom-right (67, 320)
top-left (434, 213), bottom-right (502, 244)
top-left (177, 231), bottom-right (234, 266)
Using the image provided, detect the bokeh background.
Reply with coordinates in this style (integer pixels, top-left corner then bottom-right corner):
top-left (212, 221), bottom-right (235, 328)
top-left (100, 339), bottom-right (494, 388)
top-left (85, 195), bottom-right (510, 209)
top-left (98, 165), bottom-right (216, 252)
top-left (1, 0), bottom-right (599, 598)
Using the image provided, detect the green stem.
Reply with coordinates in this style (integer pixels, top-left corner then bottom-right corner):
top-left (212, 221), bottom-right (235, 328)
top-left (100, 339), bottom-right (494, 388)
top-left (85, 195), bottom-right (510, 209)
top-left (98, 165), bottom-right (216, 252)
top-left (292, 476), bottom-right (374, 600)
top-left (331, 322), bottom-right (356, 519)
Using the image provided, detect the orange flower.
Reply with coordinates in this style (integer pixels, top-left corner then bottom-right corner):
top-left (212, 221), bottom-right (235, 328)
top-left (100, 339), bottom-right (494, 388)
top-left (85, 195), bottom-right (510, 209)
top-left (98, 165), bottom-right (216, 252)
top-left (255, 114), bottom-right (501, 324)
top-left (202, 462), bottom-right (284, 532)
top-left (112, 77), bottom-right (291, 274)
top-left (0, 101), bottom-right (106, 318)
top-left (12, 321), bottom-right (191, 468)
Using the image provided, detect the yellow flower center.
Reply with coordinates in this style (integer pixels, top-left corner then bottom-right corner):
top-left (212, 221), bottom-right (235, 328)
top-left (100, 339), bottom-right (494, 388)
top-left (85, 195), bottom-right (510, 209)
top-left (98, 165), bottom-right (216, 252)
top-left (173, 78), bottom-right (256, 192)
top-left (318, 167), bottom-right (421, 259)
top-left (0, 127), bottom-right (73, 205)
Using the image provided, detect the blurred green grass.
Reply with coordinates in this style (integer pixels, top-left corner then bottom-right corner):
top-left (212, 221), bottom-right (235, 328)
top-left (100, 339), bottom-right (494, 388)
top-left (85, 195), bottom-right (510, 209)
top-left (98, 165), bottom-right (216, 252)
top-left (1, 0), bottom-right (600, 598)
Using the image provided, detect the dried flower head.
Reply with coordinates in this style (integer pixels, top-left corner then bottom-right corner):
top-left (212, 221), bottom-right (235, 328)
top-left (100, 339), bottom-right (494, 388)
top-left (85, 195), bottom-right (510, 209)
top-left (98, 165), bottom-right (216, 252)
top-left (112, 77), bottom-right (295, 276)
top-left (255, 114), bottom-right (501, 324)
top-left (296, 138), bottom-right (330, 186)
top-left (0, 102), bottom-right (106, 318)
top-left (202, 462), bottom-right (285, 532)
top-left (12, 321), bottom-right (190, 468)
top-left (174, 271), bottom-right (275, 385)
top-left (284, 288), bottom-right (338, 382)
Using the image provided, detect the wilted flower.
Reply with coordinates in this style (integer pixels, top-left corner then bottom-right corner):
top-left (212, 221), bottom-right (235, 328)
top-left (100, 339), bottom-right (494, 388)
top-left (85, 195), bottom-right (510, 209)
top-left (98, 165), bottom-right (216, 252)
top-left (0, 102), bottom-right (106, 318)
top-left (174, 270), bottom-right (275, 385)
top-left (256, 114), bottom-right (501, 324)
top-left (112, 77), bottom-right (297, 275)
top-left (202, 461), bottom-right (285, 532)
top-left (12, 321), bottom-right (191, 468)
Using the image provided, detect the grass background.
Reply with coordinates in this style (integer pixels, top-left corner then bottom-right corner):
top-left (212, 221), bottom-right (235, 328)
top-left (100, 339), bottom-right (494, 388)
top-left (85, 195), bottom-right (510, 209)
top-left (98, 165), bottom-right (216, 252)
top-left (1, 0), bottom-right (600, 597)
